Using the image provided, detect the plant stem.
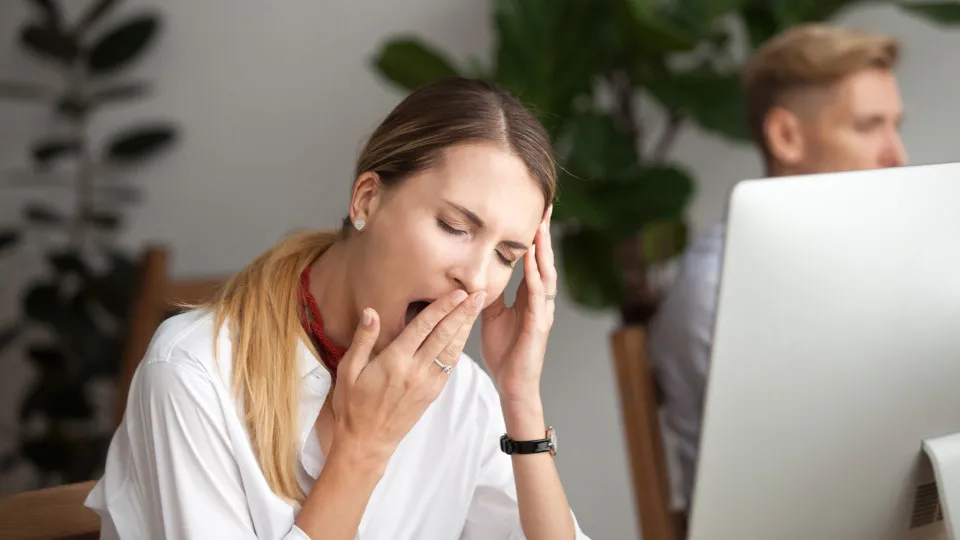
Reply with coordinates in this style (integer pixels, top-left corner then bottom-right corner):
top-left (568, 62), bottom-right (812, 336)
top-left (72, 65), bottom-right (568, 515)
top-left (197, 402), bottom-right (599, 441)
top-left (610, 70), bottom-right (640, 144)
top-left (68, 66), bottom-right (93, 254)
top-left (653, 113), bottom-right (683, 163)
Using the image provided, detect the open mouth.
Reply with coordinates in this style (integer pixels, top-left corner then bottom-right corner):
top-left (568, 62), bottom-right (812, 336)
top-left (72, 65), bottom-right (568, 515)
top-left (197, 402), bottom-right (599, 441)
top-left (404, 300), bottom-right (432, 327)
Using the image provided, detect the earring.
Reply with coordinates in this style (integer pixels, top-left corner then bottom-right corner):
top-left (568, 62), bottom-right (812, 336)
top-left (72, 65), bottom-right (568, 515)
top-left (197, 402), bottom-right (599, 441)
top-left (354, 219), bottom-right (366, 231)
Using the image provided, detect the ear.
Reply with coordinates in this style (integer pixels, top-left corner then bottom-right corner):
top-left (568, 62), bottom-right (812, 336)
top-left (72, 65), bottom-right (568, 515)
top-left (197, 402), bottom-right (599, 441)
top-left (350, 172), bottom-right (382, 226)
top-left (764, 107), bottom-right (805, 167)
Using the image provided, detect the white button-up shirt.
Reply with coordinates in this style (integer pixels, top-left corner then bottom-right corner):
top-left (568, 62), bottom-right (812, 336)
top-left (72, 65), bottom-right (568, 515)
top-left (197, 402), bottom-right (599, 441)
top-left (85, 309), bottom-right (589, 539)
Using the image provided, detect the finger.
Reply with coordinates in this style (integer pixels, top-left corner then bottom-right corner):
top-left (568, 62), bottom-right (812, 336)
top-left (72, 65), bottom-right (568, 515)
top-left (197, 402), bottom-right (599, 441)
top-left (434, 301), bottom-right (482, 371)
top-left (524, 243), bottom-right (545, 301)
top-left (338, 308), bottom-right (380, 384)
top-left (536, 217), bottom-right (557, 321)
top-left (392, 290), bottom-right (469, 354)
top-left (417, 291), bottom-right (486, 366)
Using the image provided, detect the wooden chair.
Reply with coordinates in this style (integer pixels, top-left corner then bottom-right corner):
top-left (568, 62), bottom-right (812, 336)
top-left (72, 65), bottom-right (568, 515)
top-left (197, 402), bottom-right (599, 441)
top-left (0, 480), bottom-right (99, 540)
top-left (115, 245), bottom-right (226, 425)
top-left (611, 326), bottom-right (687, 540)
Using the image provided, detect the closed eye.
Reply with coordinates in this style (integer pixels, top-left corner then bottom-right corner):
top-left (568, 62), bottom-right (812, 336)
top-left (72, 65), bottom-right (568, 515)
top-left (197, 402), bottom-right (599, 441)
top-left (437, 218), bottom-right (467, 237)
top-left (439, 218), bottom-right (516, 267)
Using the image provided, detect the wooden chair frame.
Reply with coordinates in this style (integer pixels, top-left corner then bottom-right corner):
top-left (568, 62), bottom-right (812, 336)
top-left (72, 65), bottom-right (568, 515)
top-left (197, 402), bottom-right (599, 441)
top-left (611, 325), bottom-right (686, 540)
top-left (0, 480), bottom-right (99, 540)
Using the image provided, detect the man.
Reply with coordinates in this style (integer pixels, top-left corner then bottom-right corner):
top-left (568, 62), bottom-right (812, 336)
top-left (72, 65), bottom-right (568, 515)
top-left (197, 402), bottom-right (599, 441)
top-left (648, 23), bottom-right (908, 514)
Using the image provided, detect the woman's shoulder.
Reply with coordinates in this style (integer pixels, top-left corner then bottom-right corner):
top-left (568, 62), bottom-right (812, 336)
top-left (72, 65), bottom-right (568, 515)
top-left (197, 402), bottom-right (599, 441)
top-left (139, 309), bottom-right (230, 384)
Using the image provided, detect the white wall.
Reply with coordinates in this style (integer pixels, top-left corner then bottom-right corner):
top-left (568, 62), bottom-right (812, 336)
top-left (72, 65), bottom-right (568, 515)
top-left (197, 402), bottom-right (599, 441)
top-left (1, 1), bottom-right (958, 538)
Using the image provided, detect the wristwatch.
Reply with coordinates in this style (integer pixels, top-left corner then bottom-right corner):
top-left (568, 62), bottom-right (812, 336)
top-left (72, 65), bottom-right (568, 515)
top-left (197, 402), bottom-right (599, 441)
top-left (500, 426), bottom-right (557, 456)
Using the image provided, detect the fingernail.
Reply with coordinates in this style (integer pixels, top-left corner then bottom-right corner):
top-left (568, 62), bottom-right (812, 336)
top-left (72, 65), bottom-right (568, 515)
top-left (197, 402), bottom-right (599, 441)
top-left (453, 290), bottom-right (468, 304)
top-left (473, 292), bottom-right (487, 310)
top-left (361, 308), bottom-right (373, 327)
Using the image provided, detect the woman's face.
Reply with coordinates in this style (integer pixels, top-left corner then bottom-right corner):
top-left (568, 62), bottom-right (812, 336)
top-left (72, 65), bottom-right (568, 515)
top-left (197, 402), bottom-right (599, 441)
top-left (349, 142), bottom-right (547, 349)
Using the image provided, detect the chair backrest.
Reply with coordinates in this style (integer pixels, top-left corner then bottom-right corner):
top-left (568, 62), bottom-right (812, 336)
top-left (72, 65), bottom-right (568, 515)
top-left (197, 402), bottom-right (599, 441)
top-left (115, 246), bottom-right (225, 425)
top-left (0, 480), bottom-right (99, 540)
top-left (610, 326), bottom-right (685, 540)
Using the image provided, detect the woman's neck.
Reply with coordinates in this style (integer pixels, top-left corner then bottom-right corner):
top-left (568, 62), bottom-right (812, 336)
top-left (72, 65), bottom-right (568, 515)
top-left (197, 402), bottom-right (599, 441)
top-left (307, 241), bottom-right (357, 350)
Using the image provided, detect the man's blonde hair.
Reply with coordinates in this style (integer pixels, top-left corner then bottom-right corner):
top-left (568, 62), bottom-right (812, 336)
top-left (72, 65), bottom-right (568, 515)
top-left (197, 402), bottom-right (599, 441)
top-left (742, 24), bottom-right (900, 161)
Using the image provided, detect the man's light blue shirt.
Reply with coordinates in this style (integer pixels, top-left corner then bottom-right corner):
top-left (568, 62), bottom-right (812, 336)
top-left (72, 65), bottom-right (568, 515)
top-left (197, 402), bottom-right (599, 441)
top-left (647, 222), bottom-right (725, 508)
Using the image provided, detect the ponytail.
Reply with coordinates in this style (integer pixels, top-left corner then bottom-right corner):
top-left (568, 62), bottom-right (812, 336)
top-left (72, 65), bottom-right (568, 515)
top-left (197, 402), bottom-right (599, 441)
top-left (206, 229), bottom-right (338, 503)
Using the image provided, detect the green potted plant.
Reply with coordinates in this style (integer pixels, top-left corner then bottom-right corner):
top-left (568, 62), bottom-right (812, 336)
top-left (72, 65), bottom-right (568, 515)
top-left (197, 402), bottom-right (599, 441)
top-left (0, 0), bottom-right (179, 487)
top-left (371, 0), bottom-right (960, 325)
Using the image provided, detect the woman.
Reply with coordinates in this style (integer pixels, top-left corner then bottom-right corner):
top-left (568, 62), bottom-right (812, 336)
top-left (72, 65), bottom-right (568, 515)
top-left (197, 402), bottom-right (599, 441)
top-left (86, 77), bottom-right (590, 539)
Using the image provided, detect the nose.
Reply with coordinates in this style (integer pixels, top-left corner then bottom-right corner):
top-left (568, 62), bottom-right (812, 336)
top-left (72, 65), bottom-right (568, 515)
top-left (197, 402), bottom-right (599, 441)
top-left (449, 251), bottom-right (491, 294)
top-left (885, 131), bottom-right (908, 168)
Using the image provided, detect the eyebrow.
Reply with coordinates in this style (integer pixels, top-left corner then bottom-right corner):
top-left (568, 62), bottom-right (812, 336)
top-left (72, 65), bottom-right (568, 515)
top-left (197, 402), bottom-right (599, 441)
top-left (444, 200), bottom-right (528, 250)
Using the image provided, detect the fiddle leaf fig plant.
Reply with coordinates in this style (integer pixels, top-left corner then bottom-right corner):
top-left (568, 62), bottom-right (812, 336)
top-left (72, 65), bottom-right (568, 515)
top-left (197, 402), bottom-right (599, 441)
top-left (0, 0), bottom-right (179, 487)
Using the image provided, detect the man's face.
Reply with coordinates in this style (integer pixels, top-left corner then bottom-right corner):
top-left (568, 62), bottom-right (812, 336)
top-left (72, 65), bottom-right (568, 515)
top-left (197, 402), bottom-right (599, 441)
top-left (774, 68), bottom-right (908, 175)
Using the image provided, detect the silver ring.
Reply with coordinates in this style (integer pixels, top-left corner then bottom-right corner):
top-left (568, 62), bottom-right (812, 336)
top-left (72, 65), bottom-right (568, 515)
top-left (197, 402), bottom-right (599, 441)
top-left (544, 291), bottom-right (557, 301)
top-left (433, 358), bottom-right (453, 374)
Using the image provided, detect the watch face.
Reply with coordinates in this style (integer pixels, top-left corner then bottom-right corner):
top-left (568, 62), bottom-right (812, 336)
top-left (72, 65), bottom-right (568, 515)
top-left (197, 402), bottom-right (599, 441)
top-left (548, 427), bottom-right (557, 456)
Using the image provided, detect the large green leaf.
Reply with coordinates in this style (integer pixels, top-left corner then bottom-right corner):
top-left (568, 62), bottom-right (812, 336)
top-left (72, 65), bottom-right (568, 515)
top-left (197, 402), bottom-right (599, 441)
top-left (31, 138), bottom-right (81, 166)
top-left (86, 212), bottom-right (123, 230)
top-left (559, 110), bottom-right (641, 182)
top-left (24, 204), bottom-right (65, 226)
top-left (24, 283), bottom-right (61, 325)
top-left (373, 38), bottom-right (460, 92)
top-left (553, 110), bottom-right (695, 233)
top-left (559, 227), bottom-right (622, 309)
top-left (27, 0), bottom-right (62, 31)
top-left (739, 3), bottom-right (785, 49)
top-left (557, 166), bottom-right (695, 235)
top-left (0, 324), bottom-right (22, 356)
top-left (86, 14), bottom-right (160, 75)
top-left (644, 68), bottom-right (750, 141)
top-left (48, 250), bottom-right (91, 278)
top-left (0, 229), bottom-right (20, 254)
top-left (493, 0), bottom-right (612, 129)
top-left (900, 2), bottom-right (960, 24)
top-left (618, 0), bottom-right (699, 54)
top-left (20, 374), bottom-right (93, 422)
top-left (672, 0), bottom-right (746, 34)
top-left (27, 345), bottom-right (65, 371)
top-left (91, 250), bottom-right (138, 319)
top-left (19, 24), bottom-right (79, 65)
top-left (105, 123), bottom-right (178, 163)
top-left (641, 217), bottom-right (689, 264)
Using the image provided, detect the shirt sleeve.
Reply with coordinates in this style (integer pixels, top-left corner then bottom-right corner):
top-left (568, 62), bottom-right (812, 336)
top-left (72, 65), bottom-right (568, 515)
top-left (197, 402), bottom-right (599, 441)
top-left (459, 379), bottom-right (590, 540)
top-left (103, 357), bottom-right (309, 540)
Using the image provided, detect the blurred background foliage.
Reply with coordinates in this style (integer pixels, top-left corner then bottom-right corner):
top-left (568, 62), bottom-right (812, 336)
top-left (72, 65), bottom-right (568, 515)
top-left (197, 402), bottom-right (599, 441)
top-left (0, 0), bottom-right (179, 486)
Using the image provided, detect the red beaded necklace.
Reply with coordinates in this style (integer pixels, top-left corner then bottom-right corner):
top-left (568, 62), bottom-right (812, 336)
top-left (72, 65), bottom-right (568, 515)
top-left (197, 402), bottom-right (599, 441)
top-left (298, 264), bottom-right (346, 383)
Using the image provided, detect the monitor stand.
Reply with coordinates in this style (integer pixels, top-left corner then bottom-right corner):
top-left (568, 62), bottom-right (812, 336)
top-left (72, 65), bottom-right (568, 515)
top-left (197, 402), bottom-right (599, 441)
top-left (924, 433), bottom-right (960, 540)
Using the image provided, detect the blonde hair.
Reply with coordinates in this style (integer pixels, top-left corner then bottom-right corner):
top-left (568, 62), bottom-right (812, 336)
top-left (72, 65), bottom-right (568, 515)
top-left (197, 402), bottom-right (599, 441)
top-left (742, 24), bottom-right (900, 161)
top-left (202, 77), bottom-right (557, 503)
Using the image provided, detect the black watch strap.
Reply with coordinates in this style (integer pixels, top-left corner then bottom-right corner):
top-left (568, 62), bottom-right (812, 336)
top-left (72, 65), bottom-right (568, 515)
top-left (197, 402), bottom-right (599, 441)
top-left (500, 427), bottom-right (556, 456)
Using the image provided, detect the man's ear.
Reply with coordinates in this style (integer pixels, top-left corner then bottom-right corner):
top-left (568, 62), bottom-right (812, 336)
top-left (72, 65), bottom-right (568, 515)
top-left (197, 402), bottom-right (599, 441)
top-left (764, 107), bottom-right (805, 168)
top-left (350, 172), bottom-right (382, 226)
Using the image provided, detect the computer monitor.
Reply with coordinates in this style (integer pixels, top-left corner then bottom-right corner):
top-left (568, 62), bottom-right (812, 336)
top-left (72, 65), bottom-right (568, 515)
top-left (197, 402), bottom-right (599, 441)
top-left (687, 162), bottom-right (960, 540)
